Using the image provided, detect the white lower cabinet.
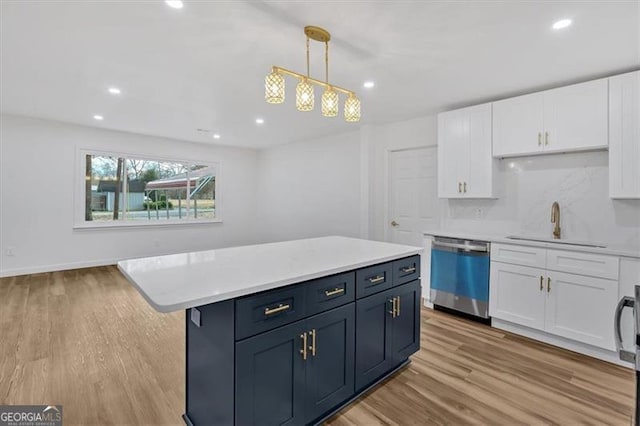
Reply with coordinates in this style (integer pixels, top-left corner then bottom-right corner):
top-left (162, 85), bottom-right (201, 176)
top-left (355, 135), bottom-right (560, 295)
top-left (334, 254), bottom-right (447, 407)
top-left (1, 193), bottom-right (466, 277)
top-left (489, 263), bottom-right (546, 330)
top-left (489, 244), bottom-right (620, 351)
top-left (544, 271), bottom-right (617, 350)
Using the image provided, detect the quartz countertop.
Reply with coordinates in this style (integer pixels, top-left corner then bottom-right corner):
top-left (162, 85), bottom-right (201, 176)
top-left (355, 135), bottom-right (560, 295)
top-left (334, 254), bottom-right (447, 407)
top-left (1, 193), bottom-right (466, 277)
top-left (118, 236), bottom-right (423, 313)
top-left (423, 230), bottom-right (640, 259)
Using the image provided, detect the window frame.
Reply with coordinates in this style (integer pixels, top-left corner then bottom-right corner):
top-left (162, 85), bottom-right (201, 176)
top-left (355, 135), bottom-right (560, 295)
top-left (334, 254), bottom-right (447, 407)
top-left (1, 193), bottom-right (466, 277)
top-left (74, 148), bottom-right (222, 229)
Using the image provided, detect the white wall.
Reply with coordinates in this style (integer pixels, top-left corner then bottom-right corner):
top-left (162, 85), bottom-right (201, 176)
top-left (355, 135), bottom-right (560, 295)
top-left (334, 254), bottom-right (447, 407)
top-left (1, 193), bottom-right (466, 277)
top-left (0, 115), bottom-right (259, 277)
top-left (256, 131), bottom-right (363, 243)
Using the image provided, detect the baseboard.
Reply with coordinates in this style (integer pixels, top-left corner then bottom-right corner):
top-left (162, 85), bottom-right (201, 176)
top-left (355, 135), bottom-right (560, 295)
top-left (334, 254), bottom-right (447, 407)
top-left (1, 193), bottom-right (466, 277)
top-left (492, 318), bottom-right (632, 368)
top-left (422, 297), bottom-right (433, 309)
top-left (0, 257), bottom-right (120, 278)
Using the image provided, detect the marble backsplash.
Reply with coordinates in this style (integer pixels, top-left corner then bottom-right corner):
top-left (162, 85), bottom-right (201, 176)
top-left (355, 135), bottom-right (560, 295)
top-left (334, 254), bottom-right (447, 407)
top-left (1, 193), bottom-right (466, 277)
top-left (442, 150), bottom-right (640, 250)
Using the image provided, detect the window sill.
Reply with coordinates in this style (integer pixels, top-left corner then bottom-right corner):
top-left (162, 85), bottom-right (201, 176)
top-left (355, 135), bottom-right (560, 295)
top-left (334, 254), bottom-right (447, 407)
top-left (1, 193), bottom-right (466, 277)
top-left (73, 218), bottom-right (223, 230)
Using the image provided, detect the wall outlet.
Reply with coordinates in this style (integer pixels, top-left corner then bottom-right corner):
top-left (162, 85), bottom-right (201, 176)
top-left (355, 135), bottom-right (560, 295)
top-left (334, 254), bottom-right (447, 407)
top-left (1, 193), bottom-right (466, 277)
top-left (6, 246), bottom-right (16, 256)
top-left (475, 208), bottom-right (483, 219)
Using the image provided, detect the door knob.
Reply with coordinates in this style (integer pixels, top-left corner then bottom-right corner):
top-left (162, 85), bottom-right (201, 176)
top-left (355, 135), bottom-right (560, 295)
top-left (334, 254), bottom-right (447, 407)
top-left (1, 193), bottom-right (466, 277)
top-left (391, 221), bottom-right (399, 227)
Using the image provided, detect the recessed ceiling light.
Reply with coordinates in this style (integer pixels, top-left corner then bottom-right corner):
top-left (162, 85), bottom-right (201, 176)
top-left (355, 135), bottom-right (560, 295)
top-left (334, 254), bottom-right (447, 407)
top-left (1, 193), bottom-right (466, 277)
top-left (552, 19), bottom-right (572, 30)
top-left (108, 87), bottom-right (121, 95)
top-left (93, 115), bottom-right (104, 121)
top-left (255, 118), bottom-right (265, 125)
top-left (363, 81), bottom-right (375, 89)
top-left (212, 133), bottom-right (221, 139)
top-left (165, 0), bottom-right (183, 9)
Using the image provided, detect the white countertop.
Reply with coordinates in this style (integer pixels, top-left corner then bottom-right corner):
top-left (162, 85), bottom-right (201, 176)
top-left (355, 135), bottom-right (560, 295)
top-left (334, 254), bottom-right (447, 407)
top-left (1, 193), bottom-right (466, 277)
top-left (118, 236), bottom-right (423, 313)
top-left (423, 230), bottom-right (640, 259)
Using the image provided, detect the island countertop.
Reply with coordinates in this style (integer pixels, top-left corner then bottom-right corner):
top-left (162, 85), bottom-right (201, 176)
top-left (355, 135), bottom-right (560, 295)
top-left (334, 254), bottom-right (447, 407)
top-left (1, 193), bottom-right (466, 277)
top-left (117, 236), bottom-right (423, 313)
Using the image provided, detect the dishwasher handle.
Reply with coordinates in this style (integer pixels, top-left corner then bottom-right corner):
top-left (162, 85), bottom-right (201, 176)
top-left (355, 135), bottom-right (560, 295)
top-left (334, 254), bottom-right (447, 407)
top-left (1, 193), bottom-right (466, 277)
top-left (432, 240), bottom-right (489, 253)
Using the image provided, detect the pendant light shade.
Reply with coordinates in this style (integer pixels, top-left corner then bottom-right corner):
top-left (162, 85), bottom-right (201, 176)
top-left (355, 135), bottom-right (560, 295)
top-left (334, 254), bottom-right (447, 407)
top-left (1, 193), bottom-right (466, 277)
top-left (296, 79), bottom-right (314, 111)
top-left (344, 95), bottom-right (361, 122)
top-left (321, 88), bottom-right (339, 117)
top-left (265, 70), bottom-right (285, 104)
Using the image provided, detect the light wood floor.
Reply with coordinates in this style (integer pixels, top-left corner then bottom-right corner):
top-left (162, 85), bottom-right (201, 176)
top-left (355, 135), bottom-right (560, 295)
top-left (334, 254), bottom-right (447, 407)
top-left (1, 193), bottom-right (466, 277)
top-left (0, 266), bottom-right (635, 425)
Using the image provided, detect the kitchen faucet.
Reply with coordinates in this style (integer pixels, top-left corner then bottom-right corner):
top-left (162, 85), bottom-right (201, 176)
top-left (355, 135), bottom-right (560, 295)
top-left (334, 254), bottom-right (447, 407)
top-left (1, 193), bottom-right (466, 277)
top-left (551, 201), bottom-right (561, 239)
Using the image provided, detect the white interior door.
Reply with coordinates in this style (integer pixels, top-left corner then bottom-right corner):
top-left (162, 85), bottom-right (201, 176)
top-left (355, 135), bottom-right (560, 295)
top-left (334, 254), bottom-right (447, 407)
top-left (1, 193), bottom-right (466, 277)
top-left (387, 147), bottom-right (439, 246)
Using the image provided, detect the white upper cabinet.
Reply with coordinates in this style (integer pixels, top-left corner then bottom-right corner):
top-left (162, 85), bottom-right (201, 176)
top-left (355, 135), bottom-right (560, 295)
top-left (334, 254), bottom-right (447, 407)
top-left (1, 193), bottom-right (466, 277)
top-left (609, 71), bottom-right (640, 199)
top-left (492, 79), bottom-right (608, 158)
top-left (543, 79), bottom-right (608, 154)
top-left (492, 92), bottom-right (544, 157)
top-left (437, 103), bottom-right (495, 199)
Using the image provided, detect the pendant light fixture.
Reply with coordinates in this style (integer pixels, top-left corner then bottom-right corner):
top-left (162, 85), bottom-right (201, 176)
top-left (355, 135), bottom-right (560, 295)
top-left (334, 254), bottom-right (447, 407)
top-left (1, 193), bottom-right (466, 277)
top-left (264, 26), bottom-right (360, 122)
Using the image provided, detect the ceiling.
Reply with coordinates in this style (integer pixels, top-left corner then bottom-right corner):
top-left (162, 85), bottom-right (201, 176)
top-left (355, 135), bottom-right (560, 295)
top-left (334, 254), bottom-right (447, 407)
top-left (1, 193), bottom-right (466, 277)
top-left (1, 1), bottom-right (639, 149)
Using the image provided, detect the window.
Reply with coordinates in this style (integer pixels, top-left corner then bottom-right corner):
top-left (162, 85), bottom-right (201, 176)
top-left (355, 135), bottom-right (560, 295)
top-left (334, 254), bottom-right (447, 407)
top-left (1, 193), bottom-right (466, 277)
top-left (77, 150), bottom-right (219, 227)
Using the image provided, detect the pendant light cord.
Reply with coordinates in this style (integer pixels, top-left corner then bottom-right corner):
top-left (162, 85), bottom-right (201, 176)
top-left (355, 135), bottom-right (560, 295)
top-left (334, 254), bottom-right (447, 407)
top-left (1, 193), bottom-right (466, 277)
top-left (306, 36), bottom-right (310, 78)
top-left (325, 41), bottom-right (329, 84)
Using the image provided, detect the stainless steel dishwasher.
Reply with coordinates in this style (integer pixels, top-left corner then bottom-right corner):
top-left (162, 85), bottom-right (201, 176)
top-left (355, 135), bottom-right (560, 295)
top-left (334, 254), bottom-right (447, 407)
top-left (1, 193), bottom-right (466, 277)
top-left (430, 236), bottom-right (491, 319)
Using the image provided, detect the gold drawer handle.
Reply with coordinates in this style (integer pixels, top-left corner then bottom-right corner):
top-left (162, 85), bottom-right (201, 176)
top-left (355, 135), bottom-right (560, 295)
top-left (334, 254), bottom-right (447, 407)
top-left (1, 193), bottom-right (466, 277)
top-left (264, 303), bottom-right (290, 316)
top-left (300, 332), bottom-right (307, 360)
top-left (538, 132), bottom-right (542, 146)
top-left (309, 329), bottom-right (316, 357)
top-left (325, 287), bottom-right (345, 297)
top-left (539, 275), bottom-right (543, 291)
top-left (547, 277), bottom-right (551, 293)
top-left (388, 298), bottom-right (396, 317)
top-left (401, 266), bottom-right (416, 273)
top-left (396, 296), bottom-right (401, 317)
top-left (368, 275), bottom-right (385, 284)
top-left (545, 131), bottom-right (549, 145)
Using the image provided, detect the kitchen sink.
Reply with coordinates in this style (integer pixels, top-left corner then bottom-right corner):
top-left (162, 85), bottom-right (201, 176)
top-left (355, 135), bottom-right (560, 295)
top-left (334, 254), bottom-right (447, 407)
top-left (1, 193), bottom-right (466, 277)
top-left (505, 235), bottom-right (607, 248)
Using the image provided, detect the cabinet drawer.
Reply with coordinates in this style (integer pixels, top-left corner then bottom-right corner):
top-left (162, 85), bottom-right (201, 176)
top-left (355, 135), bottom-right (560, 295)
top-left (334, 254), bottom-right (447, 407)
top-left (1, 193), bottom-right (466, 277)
top-left (356, 262), bottom-right (393, 299)
top-left (306, 272), bottom-right (355, 316)
top-left (236, 285), bottom-right (306, 340)
top-left (491, 243), bottom-right (546, 268)
top-left (546, 249), bottom-right (619, 280)
top-left (392, 255), bottom-right (420, 286)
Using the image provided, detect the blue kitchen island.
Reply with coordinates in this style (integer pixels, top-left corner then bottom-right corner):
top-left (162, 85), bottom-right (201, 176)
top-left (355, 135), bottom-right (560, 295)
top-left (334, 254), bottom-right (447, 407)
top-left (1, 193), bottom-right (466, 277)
top-left (118, 236), bottom-right (422, 426)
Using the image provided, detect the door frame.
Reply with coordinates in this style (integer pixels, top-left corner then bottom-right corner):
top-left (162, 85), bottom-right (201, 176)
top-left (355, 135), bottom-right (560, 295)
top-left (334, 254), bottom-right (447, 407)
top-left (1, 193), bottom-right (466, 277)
top-left (383, 145), bottom-right (438, 243)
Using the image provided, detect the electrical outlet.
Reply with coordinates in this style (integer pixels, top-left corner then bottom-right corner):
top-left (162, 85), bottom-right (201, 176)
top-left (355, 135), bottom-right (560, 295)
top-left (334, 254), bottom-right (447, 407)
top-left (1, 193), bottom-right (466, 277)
top-left (6, 246), bottom-right (16, 256)
top-left (475, 208), bottom-right (483, 219)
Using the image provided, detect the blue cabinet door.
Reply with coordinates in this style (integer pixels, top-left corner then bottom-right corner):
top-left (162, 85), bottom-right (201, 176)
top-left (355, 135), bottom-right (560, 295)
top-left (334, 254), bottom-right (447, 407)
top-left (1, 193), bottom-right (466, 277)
top-left (236, 321), bottom-right (307, 426)
top-left (305, 304), bottom-right (355, 423)
top-left (354, 287), bottom-right (395, 391)
top-left (390, 280), bottom-right (421, 363)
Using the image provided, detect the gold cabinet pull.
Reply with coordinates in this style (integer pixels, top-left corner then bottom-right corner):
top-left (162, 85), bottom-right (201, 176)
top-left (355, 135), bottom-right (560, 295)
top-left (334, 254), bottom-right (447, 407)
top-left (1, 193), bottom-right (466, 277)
top-left (463, 182), bottom-right (467, 193)
top-left (458, 182), bottom-right (462, 193)
top-left (401, 266), bottom-right (416, 273)
top-left (264, 303), bottom-right (290, 316)
top-left (388, 298), bottom-right (396, 317)
top-left (545, 131), bottom-right (549, 145)
top-left (538, 132), bottom-right (542, 146)
top-left (396, 296), bottom-right (401, 317)
top-left (325, 287), bottom-right (345, 297)
top-left (368, 275), bottom-right (385, 284)
top-left (547, 277), bottom-right (551, 293)
top-left (300, 332), bottom-right (307, 360)
top-left (540, 276), bottom-right (544, 291)
top-left (309, 329), bottom-right (316, 357)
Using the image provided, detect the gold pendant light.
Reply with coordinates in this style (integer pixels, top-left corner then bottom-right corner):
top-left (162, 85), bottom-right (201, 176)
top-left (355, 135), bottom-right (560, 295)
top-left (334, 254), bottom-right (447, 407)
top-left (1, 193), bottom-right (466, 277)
top-left (296, 79), bottom-right (314, 111)
top-left (322, 88), bottom-right (338, 117)
top-left (265, 70), bottom-right (285, 104)
top-left (264, 26), bottom-right (360, 122)
top-left (344, 94), bottom-right (361, 122)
